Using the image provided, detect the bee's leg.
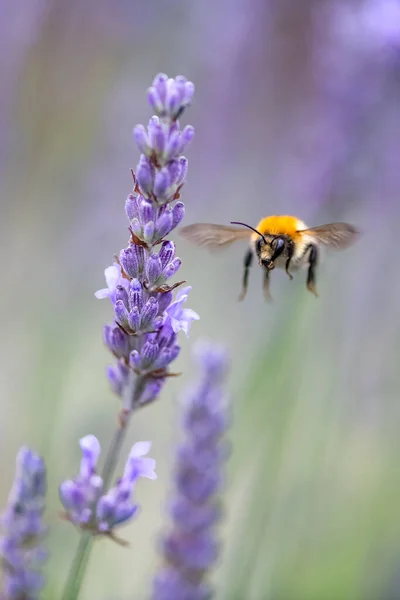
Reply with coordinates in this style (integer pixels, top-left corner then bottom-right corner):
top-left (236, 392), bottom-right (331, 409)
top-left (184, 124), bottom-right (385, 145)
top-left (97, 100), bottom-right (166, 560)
top-left (285, 242), bottom-right (294, 280)
top-left (263, 268), bottom-right (273, 302)
top-left (306, 244), bottom-right (319, 297)
top-left (238, 249), bottom-right (253, 301)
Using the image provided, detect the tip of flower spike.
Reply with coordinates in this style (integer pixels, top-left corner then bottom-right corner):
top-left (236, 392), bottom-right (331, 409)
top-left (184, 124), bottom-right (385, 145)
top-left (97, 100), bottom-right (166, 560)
top-left (193, 341), bottom-right (230, 380)
top-left (79, 435), bottom-right (100, 456)
top-left (147, 74), bottom-right (194, 120)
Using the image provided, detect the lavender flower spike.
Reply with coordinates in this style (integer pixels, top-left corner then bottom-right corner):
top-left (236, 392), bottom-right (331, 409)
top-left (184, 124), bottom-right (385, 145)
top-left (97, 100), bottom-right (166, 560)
top-left (95, 73), bottom-right (198, 419)
top-left (0, 448), bottom-right (47, 600)
top-left (59, 435), bottom-right (156, 539)
top-left (152, 342), bottom-right (230, 600)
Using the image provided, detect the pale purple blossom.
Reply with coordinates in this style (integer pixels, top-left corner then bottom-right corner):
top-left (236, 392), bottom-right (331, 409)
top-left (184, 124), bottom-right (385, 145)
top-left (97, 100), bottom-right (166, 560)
top-left (59, 436), bottom-right (156, 535)
top-left (165, 287), bottom-right (200, 337)
top-left (95, 263), bottom-right (129, 303)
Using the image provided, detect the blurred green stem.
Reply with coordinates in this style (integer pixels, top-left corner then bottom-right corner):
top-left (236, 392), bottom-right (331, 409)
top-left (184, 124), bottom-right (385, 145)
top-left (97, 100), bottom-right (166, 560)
top-left (61, 373), bottom-right (145, 600)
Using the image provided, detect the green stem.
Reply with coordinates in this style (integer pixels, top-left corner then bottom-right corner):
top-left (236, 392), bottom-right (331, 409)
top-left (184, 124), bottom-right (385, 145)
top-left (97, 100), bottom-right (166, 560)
top-left (60, 532), bottom-right (92, 600)
top-left (60, 374), bottom-right (144, 600)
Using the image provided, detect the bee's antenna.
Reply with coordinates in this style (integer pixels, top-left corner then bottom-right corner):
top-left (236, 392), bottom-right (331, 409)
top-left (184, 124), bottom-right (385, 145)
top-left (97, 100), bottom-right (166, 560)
top-left (230, 221), bottom-right (267, 243)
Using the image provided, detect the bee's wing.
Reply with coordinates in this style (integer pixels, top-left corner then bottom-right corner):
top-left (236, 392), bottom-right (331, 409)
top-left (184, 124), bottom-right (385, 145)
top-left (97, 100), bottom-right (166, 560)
top-left (300, 222), bottom-right (359, 250)
top-left (179, 223), bottom-right (252, 251)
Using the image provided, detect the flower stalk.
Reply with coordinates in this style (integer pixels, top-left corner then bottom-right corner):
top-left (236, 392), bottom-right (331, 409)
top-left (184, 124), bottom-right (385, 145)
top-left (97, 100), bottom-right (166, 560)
top-left (152, 342), bottom-right (230, 600)
top-left (61, 73), bottom-right (198, 600)
top-left (0, 448), bottom-right (47, 600)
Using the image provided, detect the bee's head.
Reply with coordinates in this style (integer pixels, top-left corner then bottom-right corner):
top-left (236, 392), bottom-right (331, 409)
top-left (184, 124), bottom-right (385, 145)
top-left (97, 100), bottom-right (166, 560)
top-left (258, 236), bottom-right (286, 269)
top-left (229, 222), bottom-right (287, 270)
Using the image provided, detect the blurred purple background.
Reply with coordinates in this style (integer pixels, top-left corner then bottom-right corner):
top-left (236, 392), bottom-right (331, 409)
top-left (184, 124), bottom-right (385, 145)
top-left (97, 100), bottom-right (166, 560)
top-left (1, 1), bottom-right (400, 598)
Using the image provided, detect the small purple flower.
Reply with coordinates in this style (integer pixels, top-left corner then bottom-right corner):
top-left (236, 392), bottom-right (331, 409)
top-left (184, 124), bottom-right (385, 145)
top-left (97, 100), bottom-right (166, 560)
top-left (59, 435), bottom-right (103, 526)
top-left (0, 448), bottom-right (47, 600)
top-left (95, 263), bottom-right (129, 303)
top-left (152, 342), bottom-right (230, 600)
top-left (165, 287), bottom-right (200, 337)
top-left (96, 74), bottom-right (198, 411)
top-left (59, 437), bottom-right (156, 537)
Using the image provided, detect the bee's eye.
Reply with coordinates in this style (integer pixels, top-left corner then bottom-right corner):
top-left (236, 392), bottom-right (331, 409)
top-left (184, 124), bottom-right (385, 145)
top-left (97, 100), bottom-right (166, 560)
top-left (272, 237), bottom-right (285, 251)
top-left (256, 237), bottom-right (264, 254)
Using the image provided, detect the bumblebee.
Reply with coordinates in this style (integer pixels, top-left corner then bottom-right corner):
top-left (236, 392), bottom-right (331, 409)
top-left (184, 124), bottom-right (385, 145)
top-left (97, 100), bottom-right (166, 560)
top-left (180, 215), bottom-right (359, 300)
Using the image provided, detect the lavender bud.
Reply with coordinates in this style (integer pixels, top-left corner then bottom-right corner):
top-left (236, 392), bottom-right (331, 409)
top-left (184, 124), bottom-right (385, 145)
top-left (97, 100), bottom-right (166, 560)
top-left (147, 76), bottom-right (165, 113)
top-left (137, 155), bottom-right (154, 197)
top-left (120, 247), bottom-right (141, 279)
top-left (146, 255), bottom-right (163, 285)
top-left (140, 340), bottom-right (159, 369)
top-left (125, 193), bottom-right (139, 221)
top-left (138, 198), bottom-right (155, 225)
top-left (130, 218), bottom-right (142, 238)
top-left (176, 156), bottom-right (188, 185)
top-left (148, 116), bottom-right (166, 156)
top-left (139, 378), bottom-right (165, 405)
top-left (59, 436), bottom-right (103, 526)
top-left (143, 221), bottom-right (155, 243)
top-left (114, 300), bottom-right (130, 328)
top-left (153, 345), bottom-right (180, 370)
top-left (171, 202), bottom-right (185, 229)
top-left (159, 241), bottom-right (176, 269)
top-left (128, 279), bottom-right (144, 312)
top-left (163, 131), bottom-right (182, 163)
top-left (176, 76), bottom-right (194, 105)
top-left (153, 168), bottom-right (170, 199)
top-left (157, 320), bottom-right (176, 350)
top-left (148, 88), bottom-right (163, 115)
top-left (103, 324), bottom-right (129, 358)
top-left (128, 306), bottom-right (141, 332)
top-left (181, 125), bottom-right (195, 149)
top-left (167, 159), bottom-right (180, 186)
top-left (140, 297), bottom-right (159, 331)
top-left (162, 257), bottom-right (182, 281)
top-left (96, 495), bottom-right (138, 532)
top-left (133, 124), bottom-right (151, 156)
top-left (155, 209), bottom-right (173, 239)
top-left (115, 285), bottom-right (129, 308)
top-left (166, 91), bottom-right (179, 119)
top-left (157, 291), bottom-right (173, 314)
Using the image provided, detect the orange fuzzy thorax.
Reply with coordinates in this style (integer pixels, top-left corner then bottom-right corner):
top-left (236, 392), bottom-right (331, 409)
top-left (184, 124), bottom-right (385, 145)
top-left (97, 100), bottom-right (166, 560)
top-left (253, 215), bottom-right (308, 240)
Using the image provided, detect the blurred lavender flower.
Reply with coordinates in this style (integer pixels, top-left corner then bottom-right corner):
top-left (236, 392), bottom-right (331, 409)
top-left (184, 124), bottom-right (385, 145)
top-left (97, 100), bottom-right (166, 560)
top-left (0, 448), bottom-right (47, 600)
top-left (152, 342), bottom-right (230, 600)
top-left (59, 435), bottom-right (156, 539)
top-left (96, 73), bottom-right (198, 422)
